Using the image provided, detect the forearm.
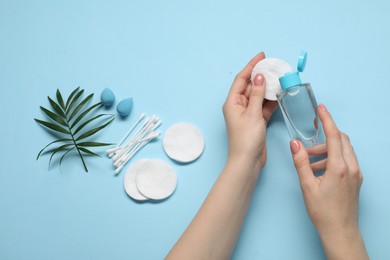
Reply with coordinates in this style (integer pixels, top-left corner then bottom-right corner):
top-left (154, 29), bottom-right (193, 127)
top-left (166, 156), bottom-right (261, 259)
top-left (319, 227), bottom-right (369, 260)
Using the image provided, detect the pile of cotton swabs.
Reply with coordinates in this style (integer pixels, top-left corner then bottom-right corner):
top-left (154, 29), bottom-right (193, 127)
top-left (106, 113), bottom-right (162, 175)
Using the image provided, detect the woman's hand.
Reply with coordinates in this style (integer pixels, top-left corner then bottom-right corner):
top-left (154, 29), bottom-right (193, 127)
top-left (290, 104), bottom-right (368, 260)
top-left (223, 52), bottom-right (278, 171)
top-left (167, 52), bottom-right (278, 259)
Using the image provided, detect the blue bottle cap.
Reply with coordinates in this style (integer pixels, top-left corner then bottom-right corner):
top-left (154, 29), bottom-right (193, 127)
top-left (279, 50), bottom-right (307, 90)
top-left (279, 72), bottom-right (301, 90)
top-left (297, 50), bottom-right (307, 72)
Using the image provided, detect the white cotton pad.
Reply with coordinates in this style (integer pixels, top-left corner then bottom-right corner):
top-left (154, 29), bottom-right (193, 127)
top-left (163, 123), bottom-right (205, 163)
top-left (135, 159), bottom-right (177, 200)
top-left (251, 58), bottom-right (294, 101)
top-left (124, 160), bottom-right (149, 201)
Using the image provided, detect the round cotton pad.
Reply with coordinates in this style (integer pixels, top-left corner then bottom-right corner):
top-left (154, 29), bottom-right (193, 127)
top-left (163, 123), bottom-right (205, 163)
top-left (135, 159), bottom-right (177, 200)
top-left (124, 160), bottom-right (149, 201)
top-left (251, 58), bottom-right (293, 100)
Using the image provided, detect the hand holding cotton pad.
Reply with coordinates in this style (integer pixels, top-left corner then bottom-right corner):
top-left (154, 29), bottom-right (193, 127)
top-left (251, 58), bottom-right (293, 100)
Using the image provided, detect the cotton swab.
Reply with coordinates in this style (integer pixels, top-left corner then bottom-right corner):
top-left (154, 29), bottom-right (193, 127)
top-left (114, 141), bottom-right (149, 174)
top-left (112, 116), bottom-right (159, 161)
top-left (117, 132), bottom-right (161, 165)
top-left (137, 131), bottom-right (161, 143)
top-left (109, 113), bottom-right (162, 175)
top-left (112, 120), bottom-right (154, 162)
top-left (113, 129), bottom-right (160, 167)
top-left (114, 130), bottom-right (160, 174)
top-left (115, 142), bottom-right (147, 174)
top-left (116, 112), bottom-right (145, 147)
top-left (111, 116), bottom-right (153, 159)
top-left (107, 113), bottom-right (145, 157)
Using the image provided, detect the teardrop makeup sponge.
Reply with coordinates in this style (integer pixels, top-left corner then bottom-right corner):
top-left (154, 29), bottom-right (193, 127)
top-left (100, 88), bottom-right (115, 107)
top-left (116, 98), bottom-right (133, 117)
top-left (163, 123), bottom-right (205, 163)
top-left (251, 58), bottom-right (293, 100)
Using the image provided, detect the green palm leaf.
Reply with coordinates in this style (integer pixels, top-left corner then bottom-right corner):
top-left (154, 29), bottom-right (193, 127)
top-left (36, 138), bottom-right (72, 159)
top-left (79, 147), bottom-right (101, 157)
top-left (48, 96), bottom-right (66, 118)
top-left (68, 93), bottom-right (93, 122)
top-left (49, 144), bottom-right (74, 169)
top-left (77, 141), bottom-right (112, 147)
top-left (73, 114), bottom-right (108, 136)
top-left (56, 89), bottom-right (66, 110)
top-left (35, 87), bottom-right (115, 172)
top-left (59, 147), bottom-right (76, 171)
top-left (76, 117), bottom-right (115, 141)
top-left (65, 87), bottom-right (80, 110)
top-left (34, 118), bottom-right (70, 134)
top-left (40, 106), bottom-right (67, 127)
top-left (70, 102), bottom-right (102, 129)
top-left (66, 89), bottom-right (84, 114)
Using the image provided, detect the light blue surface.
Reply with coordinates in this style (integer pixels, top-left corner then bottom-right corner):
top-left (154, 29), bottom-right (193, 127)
top-left (1, 0), bottom-right (389, 259)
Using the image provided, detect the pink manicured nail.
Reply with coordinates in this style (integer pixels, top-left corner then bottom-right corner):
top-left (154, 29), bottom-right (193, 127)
top-left (290, 140), bottom-right (300, 154)
top-left (319, 103), bottom-right (327, 111)
top-left (253, 73), bottom-right (264, 86)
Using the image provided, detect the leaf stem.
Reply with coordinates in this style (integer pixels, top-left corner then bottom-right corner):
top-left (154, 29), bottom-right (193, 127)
top-left (72, 135), bottom-right (88, 172)
top-left (65, 108), bottom-right (89, 172)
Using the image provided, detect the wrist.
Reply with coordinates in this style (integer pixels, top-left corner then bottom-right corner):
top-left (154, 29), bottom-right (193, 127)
top-left (319, 226), bottom-right (368, 260)
top-left (226, 153), bottom-right (262, 177)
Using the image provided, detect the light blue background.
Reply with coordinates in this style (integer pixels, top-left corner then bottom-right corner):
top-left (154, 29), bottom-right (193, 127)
top-left (1, 0), bottom-right (389, 259)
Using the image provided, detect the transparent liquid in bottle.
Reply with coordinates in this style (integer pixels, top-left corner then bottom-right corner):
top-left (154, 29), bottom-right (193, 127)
top-left (277, 83), bottom-right (326, 176)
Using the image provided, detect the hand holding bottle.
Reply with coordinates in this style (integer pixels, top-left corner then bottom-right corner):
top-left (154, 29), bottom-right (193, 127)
top-left (289, 104), bottom-right (369, 260)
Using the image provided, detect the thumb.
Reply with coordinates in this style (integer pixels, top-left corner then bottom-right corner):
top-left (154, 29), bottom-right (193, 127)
top-left (290, 140), bottom-right (316, 190)
top-left (248, 73), bottom-right (266, 116)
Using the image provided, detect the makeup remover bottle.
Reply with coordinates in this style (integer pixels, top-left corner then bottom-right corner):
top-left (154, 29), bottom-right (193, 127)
top-left (276, 51), bottom-right (326, 175)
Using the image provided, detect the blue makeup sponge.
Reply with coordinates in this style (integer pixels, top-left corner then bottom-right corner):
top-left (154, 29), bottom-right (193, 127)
top-left (117, 98), bottom-right (133, 117)
top-left (101, 88), bottom-right (115, 107)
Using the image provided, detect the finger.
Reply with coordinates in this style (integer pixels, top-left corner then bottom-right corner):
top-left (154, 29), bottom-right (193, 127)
top-left (262, 100), bottom-right (278, 123)
top-left (340, 132), bottom-right (361, 177)
top-left (229, 52), bottom-right (265, 96)
top-left (311, 158), bottom-right (327, 172)
top-left (340, 132), bottom-right (358, 164)
top-left (318, 104), bottom-right (344, 165)
top-left (306, 143), bottom-right (327, 156)
top-left (244, 82), bottom-right (252, 99)
top-left (290, 140), bottom-right (317, 191)
top-left (247, 73), bottom-right (266, 117)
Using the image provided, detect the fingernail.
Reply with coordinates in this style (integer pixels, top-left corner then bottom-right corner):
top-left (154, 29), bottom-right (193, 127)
top-left (290, 140), bottom-right (300, 154)
top-left (253, 73), bottom-right (264, 86)
top-left (319, 103), bottom-right (327, 111)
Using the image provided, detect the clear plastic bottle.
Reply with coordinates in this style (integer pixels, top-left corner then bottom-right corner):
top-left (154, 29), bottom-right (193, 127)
top-left (276, 51), bottom-right (326, 175)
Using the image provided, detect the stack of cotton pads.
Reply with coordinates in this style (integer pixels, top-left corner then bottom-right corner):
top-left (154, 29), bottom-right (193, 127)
top-left (250, 58), bottom-right (293, 100)
top-left (124, 159), bottom-right (177, 201)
